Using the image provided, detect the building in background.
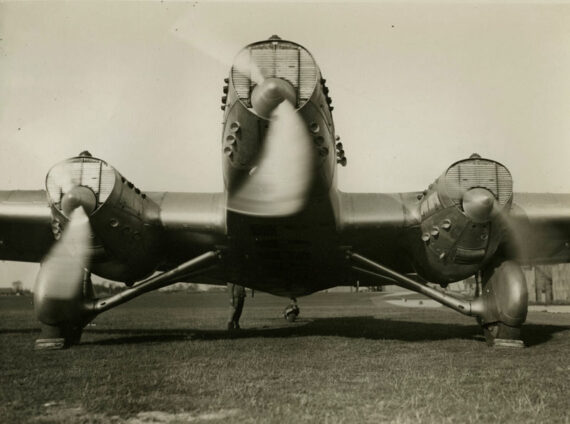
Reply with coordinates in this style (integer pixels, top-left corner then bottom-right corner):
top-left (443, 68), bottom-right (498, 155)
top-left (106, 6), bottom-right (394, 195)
top-left (522, 264), bottom-right (570, 304)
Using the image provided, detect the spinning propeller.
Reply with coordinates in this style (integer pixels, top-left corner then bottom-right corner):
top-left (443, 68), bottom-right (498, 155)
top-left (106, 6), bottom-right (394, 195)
top-left (34, 185), bottom-right (97, 325)
top-left (228, 77), bottom-right (316, 216)
top-left (445, 168), bottom-right (530, 262)
top-left (172, 29), bottom-right (317, 217)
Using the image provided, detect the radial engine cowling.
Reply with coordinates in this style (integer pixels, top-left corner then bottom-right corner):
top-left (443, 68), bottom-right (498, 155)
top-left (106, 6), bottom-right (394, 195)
top-left (46, 155), bottom-right (163, 283)
top-left (412, 156), bottom-right (513, 283)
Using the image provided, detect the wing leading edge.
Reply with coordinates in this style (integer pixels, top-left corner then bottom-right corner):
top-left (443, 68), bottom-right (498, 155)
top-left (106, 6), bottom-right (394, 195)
top-left (506, 193), bottom-right (570, 264)
top-left (0, 190), bottom-right (53, 262)
top-left (0, 190), bottom-right (227, 267)
top-left (335, 190), bottom-right (570, 279)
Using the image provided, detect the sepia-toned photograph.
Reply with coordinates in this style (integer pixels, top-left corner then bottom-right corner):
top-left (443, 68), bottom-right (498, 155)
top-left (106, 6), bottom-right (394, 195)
top-left (1, 1), bottom-right (569, 423)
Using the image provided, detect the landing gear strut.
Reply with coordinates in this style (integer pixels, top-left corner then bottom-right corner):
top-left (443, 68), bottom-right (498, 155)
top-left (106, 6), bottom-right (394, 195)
top-left (348, 251), bottom-right (528, 347)
top-left (34, 250), bottom-right (220, 350)
top-left (283, 298), bottom-right (300, 322)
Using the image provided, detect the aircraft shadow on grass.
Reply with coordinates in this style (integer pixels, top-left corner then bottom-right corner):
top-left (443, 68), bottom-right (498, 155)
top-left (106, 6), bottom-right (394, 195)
top-left (74, 317), bottom-right (569, 348)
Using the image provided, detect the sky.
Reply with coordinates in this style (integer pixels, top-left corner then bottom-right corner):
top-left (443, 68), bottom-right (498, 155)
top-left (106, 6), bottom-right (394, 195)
top-left (1, 1), bottom-right (569, 288)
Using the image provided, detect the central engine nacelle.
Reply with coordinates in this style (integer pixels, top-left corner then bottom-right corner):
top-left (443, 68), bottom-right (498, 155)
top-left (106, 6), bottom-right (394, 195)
top-left (45, 154), bottom-right (163, 283)
top-left (411, 155), bottom-right (513, 283)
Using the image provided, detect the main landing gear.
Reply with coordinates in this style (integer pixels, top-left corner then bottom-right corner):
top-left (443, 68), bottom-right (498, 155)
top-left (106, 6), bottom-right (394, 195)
top-left (283, 298), bottom-right (300, 322)
top-left (477, 260), bottom-right (528, 348)
top-left (34, 268), bottom-right (95, 350)
top-left (348, 252), bottom-right (527, 347)
top-left (34, 251), bottom-right (220, 350)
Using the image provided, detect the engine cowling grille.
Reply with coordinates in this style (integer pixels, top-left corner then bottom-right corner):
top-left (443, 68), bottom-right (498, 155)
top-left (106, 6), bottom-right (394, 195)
top-left (444, 158), bottom-right (513, 207)
top-left (46, 157), bottom-right (116, 211)
top-left (231, 40), bottom-right (318, 108)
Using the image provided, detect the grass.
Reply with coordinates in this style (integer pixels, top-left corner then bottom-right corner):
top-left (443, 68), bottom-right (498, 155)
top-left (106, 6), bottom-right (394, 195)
top-left (1, 291), bottom-right (569, 423)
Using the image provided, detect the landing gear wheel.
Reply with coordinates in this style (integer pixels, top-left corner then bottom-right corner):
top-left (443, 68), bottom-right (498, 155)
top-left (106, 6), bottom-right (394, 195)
top-left (283, 304), bottom-right (300, 323)
top-left (35, 323), bottom-right (85, 350)
top-left (483, 322), bottom-right (524, 348)
top-left (64, 325), bottom-right (84, 347)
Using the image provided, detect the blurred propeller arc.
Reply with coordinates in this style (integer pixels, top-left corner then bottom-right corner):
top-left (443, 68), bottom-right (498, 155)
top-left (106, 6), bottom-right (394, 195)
top-left (441, 163), bottom-right (532, 263)
top-left (171, 28), bottom-right (317, 217)
top-left (34, 186), bottom-right (97, 326)
top-left (227, 78), bottom-right (316, 217)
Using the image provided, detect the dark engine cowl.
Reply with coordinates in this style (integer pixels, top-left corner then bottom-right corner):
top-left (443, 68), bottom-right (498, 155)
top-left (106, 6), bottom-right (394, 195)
top-left (411, 155), bottom-right (513, 283)
top-left (45, 155), bottom-right (163, 283)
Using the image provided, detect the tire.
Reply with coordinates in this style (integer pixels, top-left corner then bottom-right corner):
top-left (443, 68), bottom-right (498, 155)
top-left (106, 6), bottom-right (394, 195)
top-left (483, 322), bottom-right (522, 347)
top-left (63, 325), bottom-right (83, 347)
top-left (35, 323), bottom-right (84, 350)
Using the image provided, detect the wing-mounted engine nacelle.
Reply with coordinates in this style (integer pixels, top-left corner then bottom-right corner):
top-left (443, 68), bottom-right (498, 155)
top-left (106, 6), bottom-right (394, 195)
top-left (412, 154), bottom-right (513, 283)
top-left (45, 153), bottom-right (163, 283)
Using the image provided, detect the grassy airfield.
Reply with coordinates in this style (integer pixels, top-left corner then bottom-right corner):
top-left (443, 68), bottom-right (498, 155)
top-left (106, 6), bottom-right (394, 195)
top-left (1, 291), bottom-right (569, 423)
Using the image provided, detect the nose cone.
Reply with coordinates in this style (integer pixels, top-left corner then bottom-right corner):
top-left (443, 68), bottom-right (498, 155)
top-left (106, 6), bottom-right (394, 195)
top-left (462, 188), bottom-right (496, 223)
top-left (61, 186), bottom-right (97, 217)
top-left (251, 78), bottom-right (297, 119)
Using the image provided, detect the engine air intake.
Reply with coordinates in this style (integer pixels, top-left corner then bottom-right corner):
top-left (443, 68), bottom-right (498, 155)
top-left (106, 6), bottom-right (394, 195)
top-left (46, 156), bottom-right (116, 214)
top-left (231, 39), bottom-right (318, 108)
top-left (444, 158), bottom-right (512, 207)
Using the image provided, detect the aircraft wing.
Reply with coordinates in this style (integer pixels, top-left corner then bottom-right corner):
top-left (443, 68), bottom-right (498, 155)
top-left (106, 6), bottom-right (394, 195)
top-left (334, 191), bottom-right (421, 276)
top-left (144, 191), bottom-right (227, 267)
top-left (335, 190), bottom-right (570, 274)
top-left (335, 191), bottom-right (420, 231)
top-left (0, 190), bottom-right (226, 265)
top-left (0, 191), bottom-right (54, 262)
top-left (507, 193), bottom-right (570, 263)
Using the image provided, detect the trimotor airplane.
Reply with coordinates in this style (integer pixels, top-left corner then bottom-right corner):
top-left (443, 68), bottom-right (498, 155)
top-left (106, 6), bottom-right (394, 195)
top-left (2, 36), bottom-right (569, 349)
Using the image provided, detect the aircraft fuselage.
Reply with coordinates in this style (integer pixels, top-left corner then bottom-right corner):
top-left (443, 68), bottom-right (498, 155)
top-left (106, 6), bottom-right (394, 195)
top-left (219, 37), bottom-right (347, 296)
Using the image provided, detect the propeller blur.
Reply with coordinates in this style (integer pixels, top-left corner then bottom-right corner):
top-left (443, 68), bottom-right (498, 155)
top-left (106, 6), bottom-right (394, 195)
top-left (228, 87), bottom-right (316, 216)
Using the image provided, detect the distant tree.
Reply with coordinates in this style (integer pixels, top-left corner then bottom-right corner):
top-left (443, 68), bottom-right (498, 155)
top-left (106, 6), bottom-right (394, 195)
top-left (12, 280), bottom-right (23, 295)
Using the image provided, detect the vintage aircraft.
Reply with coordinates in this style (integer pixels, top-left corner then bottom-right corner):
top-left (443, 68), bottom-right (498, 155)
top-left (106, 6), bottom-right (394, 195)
top-left (1, 36), bottom-right (569, 349)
